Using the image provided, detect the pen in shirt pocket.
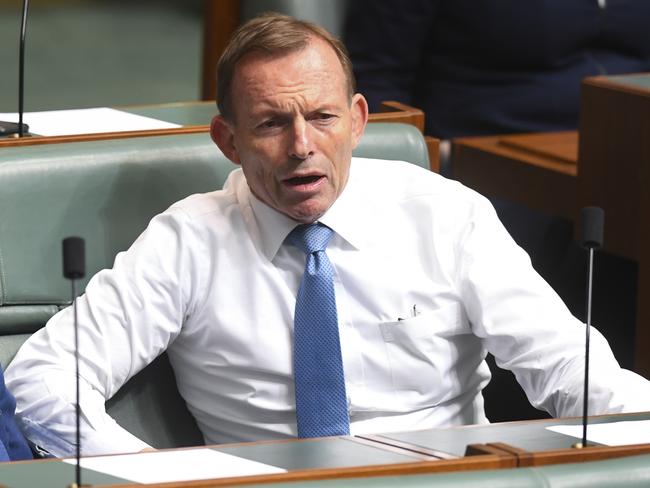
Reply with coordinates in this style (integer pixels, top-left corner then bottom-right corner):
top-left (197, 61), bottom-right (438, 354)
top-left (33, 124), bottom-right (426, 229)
top-left (398, 304), bottom-right (420, 321)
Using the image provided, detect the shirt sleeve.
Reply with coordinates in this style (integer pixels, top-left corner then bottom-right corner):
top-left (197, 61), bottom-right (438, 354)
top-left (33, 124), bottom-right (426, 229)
top-left (456, 195), bottom-right (650, 417)
top-left (5, 207), bottom-right (193, 457)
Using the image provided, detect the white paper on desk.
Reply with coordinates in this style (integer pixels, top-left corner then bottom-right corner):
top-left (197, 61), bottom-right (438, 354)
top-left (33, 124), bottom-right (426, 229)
top-left (0, 107), bottom-right (180, 136)
top-left (62, 448), bottom-right (286, 484)
top-left (546, 420), bottom-right (650, 446)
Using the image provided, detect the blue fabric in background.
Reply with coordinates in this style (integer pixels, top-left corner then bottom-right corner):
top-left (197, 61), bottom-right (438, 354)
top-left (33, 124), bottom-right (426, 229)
top-left (345, 0), bottom-right (650, 140)
top-left (0, 366), bottom-right (32, 461)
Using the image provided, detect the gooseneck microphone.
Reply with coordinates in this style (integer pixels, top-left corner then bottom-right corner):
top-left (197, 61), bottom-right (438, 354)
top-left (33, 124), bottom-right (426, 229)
top-left (62, 237), bottom-right (85, 488)
top-left (0, 0), bottom-right (30, 138)
top-left (18, 0), bottom-right (30, 137)
top-left (576, 207), bottom-right (604, 449)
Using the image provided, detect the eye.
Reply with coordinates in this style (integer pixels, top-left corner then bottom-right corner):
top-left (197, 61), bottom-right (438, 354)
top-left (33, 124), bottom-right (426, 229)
top-left (310, 112), bottom-right (337, 124)
top-left (253, 118), bottom-right (288, 135)
top-left (257, 119), bottom-right (280, 130)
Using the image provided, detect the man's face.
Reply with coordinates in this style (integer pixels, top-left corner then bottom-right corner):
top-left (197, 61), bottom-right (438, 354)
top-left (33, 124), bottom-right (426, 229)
top-left (211, 38), bottom-right (368, 223)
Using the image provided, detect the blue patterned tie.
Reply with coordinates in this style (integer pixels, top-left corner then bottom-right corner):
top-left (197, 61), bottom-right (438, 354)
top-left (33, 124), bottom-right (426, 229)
top-left (287, 223), bottom-right (350, 438)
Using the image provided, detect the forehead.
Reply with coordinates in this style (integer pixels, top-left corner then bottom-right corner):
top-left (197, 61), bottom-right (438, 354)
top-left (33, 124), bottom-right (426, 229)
top-left (231, 38), bottom-right (348, 113)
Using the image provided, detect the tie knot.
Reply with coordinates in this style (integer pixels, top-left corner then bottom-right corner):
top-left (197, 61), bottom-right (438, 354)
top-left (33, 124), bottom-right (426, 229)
top-left (287, 223), bottom-right (334, 254)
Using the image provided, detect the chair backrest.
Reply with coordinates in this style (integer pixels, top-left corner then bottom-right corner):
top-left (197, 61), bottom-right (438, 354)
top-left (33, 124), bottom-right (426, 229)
top-left (0, 122), bottom-right (430, 448)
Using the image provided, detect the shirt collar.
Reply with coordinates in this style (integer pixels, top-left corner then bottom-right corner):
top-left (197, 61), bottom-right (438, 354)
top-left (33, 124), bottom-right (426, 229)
top-left (248, 159), bottom-right (371, 261)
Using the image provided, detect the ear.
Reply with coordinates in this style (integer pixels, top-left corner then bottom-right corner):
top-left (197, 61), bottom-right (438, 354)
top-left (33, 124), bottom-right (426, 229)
top-left (349, 93), bottom-right (369, 150)
top-left (210, 115), bottom-right (241, 165)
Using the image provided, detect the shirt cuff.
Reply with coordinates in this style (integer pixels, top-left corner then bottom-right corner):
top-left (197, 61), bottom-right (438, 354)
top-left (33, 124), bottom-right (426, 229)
top-left (82, 418), bottom-right (152, 456)
top-left (20, 415), bottom-right (151, 458)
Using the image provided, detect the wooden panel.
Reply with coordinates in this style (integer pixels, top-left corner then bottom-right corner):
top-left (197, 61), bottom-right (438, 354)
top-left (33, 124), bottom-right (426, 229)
top-left (452, 132), bottom-right (578, 221)
top-left (454, 131), bottom-right (578, 176)
top-left (578, 76), bottom-right (650, 260)
top-left (578, 74), bottom-right (650, 377)
top-left (466, 441), bottom-right (650, 468)
top-left (0, 126), bottom-right (207, 147)
top-left (499, 132), bottom-right (578, 164)
top-left (517, 443), bottom-right (650, 468)
top-left (368, 101), bottom-right (425, 132)
top-left (201, 0), bottom-right (240, 101)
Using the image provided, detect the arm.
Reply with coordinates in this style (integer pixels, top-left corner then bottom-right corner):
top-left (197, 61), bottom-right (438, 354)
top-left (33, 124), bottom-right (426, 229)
top-left (0, 366), bottom-right (32, 460)
top-left (5, 208), bottom-right (193, 457)
top-left (456, 196), bottom-right (650, 417)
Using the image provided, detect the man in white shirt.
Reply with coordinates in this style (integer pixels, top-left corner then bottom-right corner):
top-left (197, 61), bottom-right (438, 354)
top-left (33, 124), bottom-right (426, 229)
top-left (6, 13), bottom-right (650, 457)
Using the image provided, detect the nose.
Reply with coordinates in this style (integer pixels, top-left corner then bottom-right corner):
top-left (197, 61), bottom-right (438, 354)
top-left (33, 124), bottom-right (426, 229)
top-left (289, 118), bottom-right (314, 160)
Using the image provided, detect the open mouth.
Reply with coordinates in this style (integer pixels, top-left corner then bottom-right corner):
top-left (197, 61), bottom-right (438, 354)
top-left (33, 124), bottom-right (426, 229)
top-left (284, 175), bottom-right (324, 186)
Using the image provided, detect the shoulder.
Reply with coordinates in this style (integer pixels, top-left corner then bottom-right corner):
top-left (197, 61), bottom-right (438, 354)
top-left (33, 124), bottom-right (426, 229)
top-left (347, 157), bottom-right (500, 241)
top-left (121, 169), bottom-right (250, 253)
top-left (350, 157), bottom-right (489, 209)
top-left (155, 169), bottom-right (247, 228)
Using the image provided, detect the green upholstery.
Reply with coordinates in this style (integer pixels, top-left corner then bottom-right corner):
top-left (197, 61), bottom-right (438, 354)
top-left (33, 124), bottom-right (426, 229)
top-left (0, 134), bottom-right (233, 320)
top-left (0, 122), bottom-right (429, 450)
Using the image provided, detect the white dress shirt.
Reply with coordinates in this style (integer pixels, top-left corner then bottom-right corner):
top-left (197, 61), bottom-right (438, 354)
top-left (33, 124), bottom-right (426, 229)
top-left (6, 157), bottom-right (650, 457)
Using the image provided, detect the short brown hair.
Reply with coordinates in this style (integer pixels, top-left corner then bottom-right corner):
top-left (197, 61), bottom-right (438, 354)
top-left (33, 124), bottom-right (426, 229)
top-left (216, 12), bottom-right (356, 121)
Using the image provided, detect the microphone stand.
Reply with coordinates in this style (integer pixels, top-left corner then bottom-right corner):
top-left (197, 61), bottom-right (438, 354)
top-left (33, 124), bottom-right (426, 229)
top-left (577, 242), bottom-right (595, 448)
top-left (0, 0), bottom-right (30, 138)
top-left (62, 237), bottom-right (88, 488)
top-left (573, 206), bottom-right (604, 449)
top-left (71, 277), bottom-right (81, 488)
top-left (18, 0), bottom-right (30, 137)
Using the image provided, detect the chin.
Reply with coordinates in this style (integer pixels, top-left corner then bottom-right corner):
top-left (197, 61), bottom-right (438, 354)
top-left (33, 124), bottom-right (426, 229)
top-left (290, 212), bottom-right (324, 224)
top-left (287, 205), bottom-right (327, 224)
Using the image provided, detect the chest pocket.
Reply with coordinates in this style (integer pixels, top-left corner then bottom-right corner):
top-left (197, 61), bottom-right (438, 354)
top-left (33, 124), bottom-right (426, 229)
top-left (378, 303), bottom-right (471, 403)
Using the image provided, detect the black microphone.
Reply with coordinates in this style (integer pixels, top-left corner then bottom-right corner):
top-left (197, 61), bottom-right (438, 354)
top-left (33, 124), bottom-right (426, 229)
top-left (63, 237), bottom-right (85, 280)
top-left (0, 0), bottom-right (30, 138)
top-left (575, 207), bottom-right (604, 449)
top-left (62, 237), bottom-right (85, 488)
top-left (581, 207), bottom-right (604, 250)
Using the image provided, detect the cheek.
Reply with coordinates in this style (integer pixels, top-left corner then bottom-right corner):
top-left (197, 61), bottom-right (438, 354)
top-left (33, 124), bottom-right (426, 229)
top-left (241, 139), bottom-right (286, 171)
top-left (239, 150), bottom-right (282, 197)
top-left (243, 161), bottom-right (275, 191)
top-left (328, 134), bottom-right (353, 180)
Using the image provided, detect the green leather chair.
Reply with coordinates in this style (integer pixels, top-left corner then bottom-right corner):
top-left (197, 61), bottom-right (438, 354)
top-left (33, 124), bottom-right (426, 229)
top-left (0, 122), bottom-right (429, 450)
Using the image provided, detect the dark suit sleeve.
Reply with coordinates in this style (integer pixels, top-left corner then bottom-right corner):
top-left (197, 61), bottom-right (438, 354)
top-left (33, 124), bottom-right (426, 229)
top-left (343, 0), bottom-right (439, 111)
top-left (0, 367), bottom-right (32, 461)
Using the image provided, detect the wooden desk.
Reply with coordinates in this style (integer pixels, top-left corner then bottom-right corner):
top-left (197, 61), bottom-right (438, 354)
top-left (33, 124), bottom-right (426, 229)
top-left (0, 101), bottom-right (214, 147)
top-left (364, 411), bottom-right (650, 468)
top-left (453, 131), bottom-right (578, 221)
top-left (0, 435), bottom-right (510, 488)
top-left (452, 73), bottom-right (650, 377)
top-left (2, 413), bottom-right (648, 487)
